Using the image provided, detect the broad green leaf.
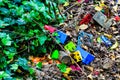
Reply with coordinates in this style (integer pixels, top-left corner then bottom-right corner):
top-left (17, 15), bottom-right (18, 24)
top-left (22, 1), bottom-right (29, 5)
top-left (3, 0), bottom-right (10, 3)
top-left (16, 6), bottom-right (24, 16)
top-left (41, 46), bottom-right (47, 53)
top-left (0, 32), bottom-right (6, 38)
top-left (2, 38), bottom-right (12, 46)
top-left (0, 8), bottom-right (9, 15)
top-left (58, 0), bottom-right (67, 4)
top-left (3, 50), bottom-right (15, 59)
top-left (31, 40), bottom-right (39, 47)
top-left (0, 71), bottom-right (10, 79)
top-left (0, 0), bottom-right (4, 6)
top-left (29, 68), bottom-right (35, 75)
top-left (38, 35), bottom-right (47, 45)
top-left (3, 17), bottom-right (12, 24)
top-left (0, 57), bottom-right (7, 69)
top-left (17, 58), bottom-right (29, 70)
top-left (39, 4), bottom-right (45, 12)
top-left (16, 18), bottom-right (26, 25)
top-left (10, 64), bottom-right (18, 71)
top-left (13, 0), bottom-right (21, 3)
top-left (28, 30), bottom-right (34, 36)
top-left (0, 20), bottom-right (5, 28)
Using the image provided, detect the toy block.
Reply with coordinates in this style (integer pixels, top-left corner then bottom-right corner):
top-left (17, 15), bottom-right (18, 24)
top-left (44, 25), bottom-right (56, 33)
top-left (73, 50), bottom-right (82, 62)
top-left (51, 50), bottom-right (59, 59)
top-left (64, 41), bottom-right (76, 51)
top-left (78, 31), bottom-right (93, 46)
top-left (76, 46), bottom-right (95, 65)
top-left (93, 11), bottom-right (112, 28)
top-left (56, 30), bottom-right (68, 44)
top-left (100, 35), bottom-right (112, 46)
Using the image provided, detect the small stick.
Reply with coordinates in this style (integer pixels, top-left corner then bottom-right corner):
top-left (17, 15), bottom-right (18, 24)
top-left (62, 2), bottom-right (78, 14)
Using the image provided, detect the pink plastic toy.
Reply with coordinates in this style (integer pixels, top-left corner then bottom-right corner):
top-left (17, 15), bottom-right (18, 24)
top-left (70, 65), bottom-right (81, 71)
top-left (44, 25), bottom-right (56, 33)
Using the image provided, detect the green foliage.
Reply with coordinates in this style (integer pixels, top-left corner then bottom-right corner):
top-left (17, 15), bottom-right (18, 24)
top-left (29, 68), bottom-right (35, 75)
top-left (10, 64), bottom-right (18, 71)
top-left (16, 58), bottom-right (29, 70)
top-left (0, 71), bottom-right (10, 79)
top-left (0, 0), bottom-right (65, 79)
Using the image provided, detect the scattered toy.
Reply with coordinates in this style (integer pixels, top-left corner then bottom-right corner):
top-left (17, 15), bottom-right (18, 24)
top-left (64, 41), bottom-right (76, 51)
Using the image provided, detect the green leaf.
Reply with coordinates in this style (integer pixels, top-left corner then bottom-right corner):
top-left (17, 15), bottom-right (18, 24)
top-left (31, 40), bottom-right (39, 47)
top-left (0, 8), bottom-right (9, 15)
top-left (0, 0), bottom-right (4, 6)
top-left (0, 71), bottom-right (10, 79)
top-left (41, 46), bottom-right (47, 53)
top-left (0, 32), bottom-right (6, 38)
top-left (3, 50), bottom-right (15, 59)
top-left (58, 0), bottom-right (67, 4)
top-left (0, 20), bottom-right (5, 28)
top-left (39, 3), bottom-right (45, 12)
top-left (0, 57), bottom-right (7, 69)
top-left (10, 64), bottom-right (18, 71)
top-left (2, 38), bottom-right (12, 46)
top-left (16, 18), bottom-right (26, 25)
top-left (28, 30), bottom-right (34, 36)
top-left (29, 68), bottom-right (35, 75)
top-left (16, 6), bottom-right (24, 16)
top-left (17, 58), bottom-right (29, 70)
top-left (36, 62), bottom-right (42, 69)
top-left (1, 35), bottom-right (12, 46)
top-left (38, 35), bottom-right (47, 45)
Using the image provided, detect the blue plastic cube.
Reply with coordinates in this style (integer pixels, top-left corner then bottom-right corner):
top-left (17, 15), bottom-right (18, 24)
top-left (100, 35), bottom-right (112, 46)
top-left (78, 31), bottom-right (93, 46)
top-left (56, 31), bottom-right (68, 44)
top-left (76, 46), bottom-right (95, 65)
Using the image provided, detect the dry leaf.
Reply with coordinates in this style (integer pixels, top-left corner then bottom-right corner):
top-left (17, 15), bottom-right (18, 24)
top-left (87, 74), bottom-right (93, 80)
top-left (85, 66), bottom-right (94, 72)
top-left (64, 2), bottom-right (69, 6)
top-left (63, 73), bottom-right (71, 80)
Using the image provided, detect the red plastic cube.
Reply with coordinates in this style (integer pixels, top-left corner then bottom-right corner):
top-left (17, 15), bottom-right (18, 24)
top-left (80, 13), bottom-right (92, 25)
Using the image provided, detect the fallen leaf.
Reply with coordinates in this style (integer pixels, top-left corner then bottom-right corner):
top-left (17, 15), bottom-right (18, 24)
top-left (63, 2), bottom-right (69, 6)
top-left (63, 73), bottom-right (71, 80)
top-left (87, 74), bottom-right (93, 80)
top-left (85, 66), bottom-right (94, 72)
top-left (110, 41), bottom-right (119, 50)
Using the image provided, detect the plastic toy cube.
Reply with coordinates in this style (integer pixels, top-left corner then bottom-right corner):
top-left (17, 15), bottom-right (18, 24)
top-left (44, 25), bottom-right (56, 33)
top-left (93, 11), bottom-right (112, 28)
top-left (73, 50), bottom-right (82, 62)
top-left (76, 46), bottom-right (95, 65)
top-left (64, 41), bottom-right (76, 51)
top-left (56, 30), bottom-right (68, 44)
top-left (51, 50), bottom-right (59, 59)
top-left (78, 31), bottom-right (93, 46)
top-left (100, 35), bottom-right (112, 46)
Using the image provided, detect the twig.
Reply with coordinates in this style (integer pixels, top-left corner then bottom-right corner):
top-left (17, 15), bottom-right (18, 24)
top-left (62, 2), bottom-right (78, 14)
top-left (18, 46), bottom-right (27, 54)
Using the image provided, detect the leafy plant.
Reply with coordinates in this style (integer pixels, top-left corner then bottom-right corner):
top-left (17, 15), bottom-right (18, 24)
top-left (0, 0), bottom-right (65, 79)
